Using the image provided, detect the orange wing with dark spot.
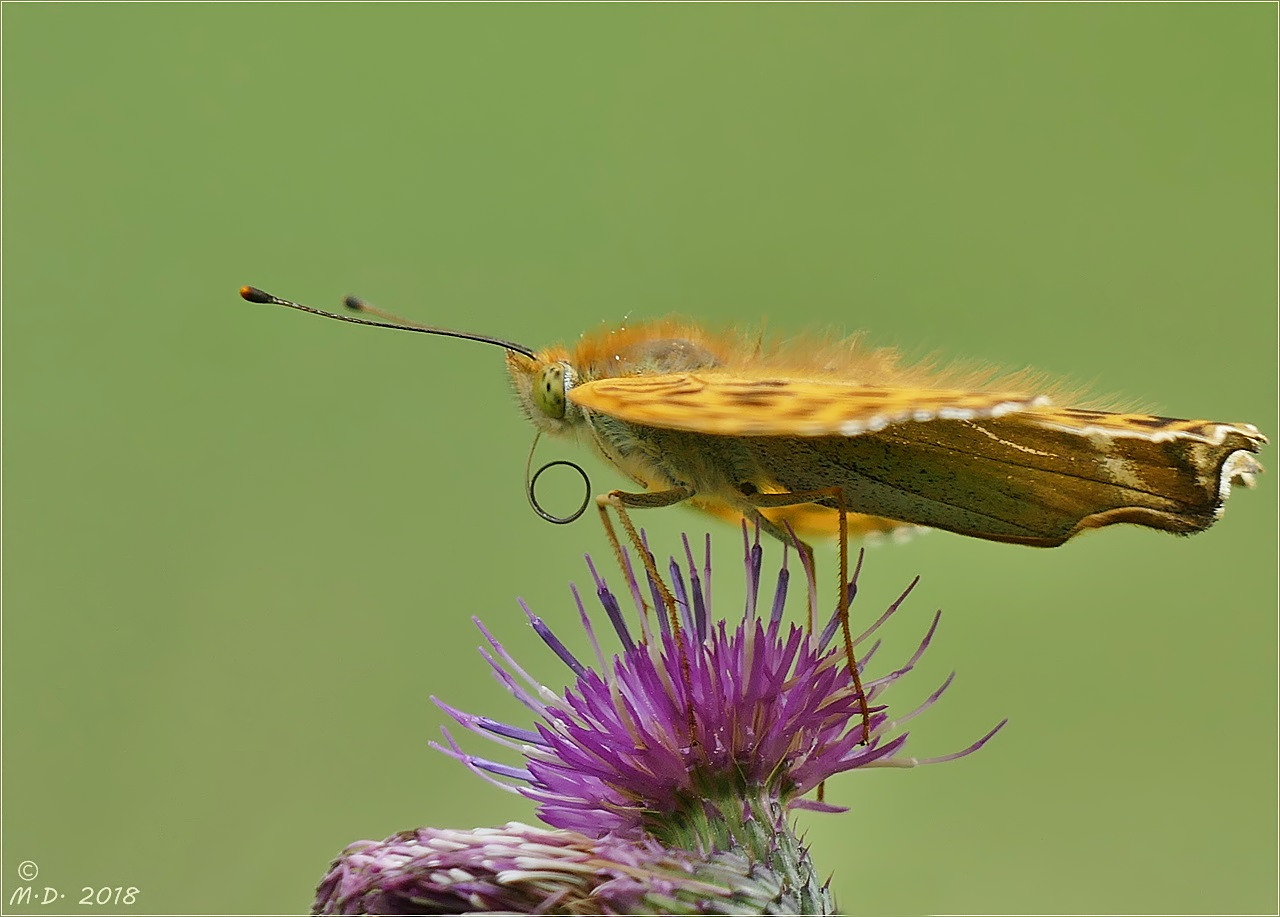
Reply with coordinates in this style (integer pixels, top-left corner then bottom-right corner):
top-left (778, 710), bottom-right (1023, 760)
top-left (568, 373), bottom-right (1047, 437)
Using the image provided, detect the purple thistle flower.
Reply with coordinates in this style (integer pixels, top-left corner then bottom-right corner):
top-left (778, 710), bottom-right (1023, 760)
top-left (433, 526), bottom-right (1005, 849)
top-left (313, 822), bottom-right (796, 915)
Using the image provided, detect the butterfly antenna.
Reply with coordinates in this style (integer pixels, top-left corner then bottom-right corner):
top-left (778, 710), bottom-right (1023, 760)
top-left (343, 294), bottom-right (433, 329)
top-left (238, 286), bottom-right (538, 359)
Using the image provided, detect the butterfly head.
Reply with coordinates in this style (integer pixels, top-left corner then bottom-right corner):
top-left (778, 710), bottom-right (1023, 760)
top-left (506, 350), bottom-right (584, 437)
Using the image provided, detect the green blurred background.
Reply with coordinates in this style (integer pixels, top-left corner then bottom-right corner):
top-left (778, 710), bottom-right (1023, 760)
top-left (4, 4), bottom-right (1276, 914)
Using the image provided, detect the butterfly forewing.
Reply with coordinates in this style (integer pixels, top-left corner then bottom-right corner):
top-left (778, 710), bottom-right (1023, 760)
top-left (569, 373), bottom-right (1047, 437)
top-left (690, 498), bottom-right (922, 541)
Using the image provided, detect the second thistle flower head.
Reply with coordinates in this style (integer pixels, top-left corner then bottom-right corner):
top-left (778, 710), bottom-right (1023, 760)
top-left (435, 526), bottom-right (1003, 851)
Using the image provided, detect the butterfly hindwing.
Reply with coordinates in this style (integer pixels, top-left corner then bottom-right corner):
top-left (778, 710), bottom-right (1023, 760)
top-left (743, 408), bottom-right (1264, 546)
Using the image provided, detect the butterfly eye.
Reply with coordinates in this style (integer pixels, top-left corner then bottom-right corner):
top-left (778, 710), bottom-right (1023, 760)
top-left (533, 362), bottom-right (570, 420)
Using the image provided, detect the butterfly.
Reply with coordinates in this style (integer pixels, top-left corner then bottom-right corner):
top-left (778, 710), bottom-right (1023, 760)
top-left (238, 286), bottom-right (1267, 740)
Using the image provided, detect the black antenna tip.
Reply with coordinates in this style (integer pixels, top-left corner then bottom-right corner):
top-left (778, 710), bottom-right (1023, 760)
top-left (343, 295), bottom-right (367, 313)
top-left (240, 285), bottom-right (273, 304)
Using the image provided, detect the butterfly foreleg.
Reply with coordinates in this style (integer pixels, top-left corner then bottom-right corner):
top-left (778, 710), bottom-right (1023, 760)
top-left (742, 486), bottom-right (870, 746)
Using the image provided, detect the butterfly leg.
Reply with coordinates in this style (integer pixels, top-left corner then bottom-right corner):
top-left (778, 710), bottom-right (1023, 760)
top-left (742, 486), bottom-right (870, 746)
top-left (597, 486), bottom-right (698, 739)
top-left (595, 486), bottom-right (695, 633)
